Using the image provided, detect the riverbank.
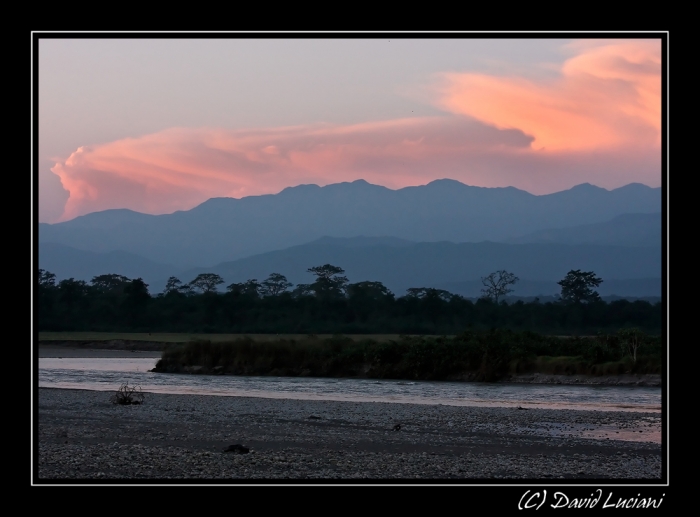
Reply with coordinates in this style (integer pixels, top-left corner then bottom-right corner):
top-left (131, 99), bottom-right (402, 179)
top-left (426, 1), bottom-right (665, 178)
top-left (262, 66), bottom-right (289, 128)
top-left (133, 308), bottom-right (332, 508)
top-left (36, 387), bottom-right (662, 481)
top-left (39, 340), bottom-right (170, 352)
top-left (37, 343), bottom-right (662, 386)
top-left (502, 373), bottom-right (661, 387)
top-left (38, 345), bottom-right (162, 358)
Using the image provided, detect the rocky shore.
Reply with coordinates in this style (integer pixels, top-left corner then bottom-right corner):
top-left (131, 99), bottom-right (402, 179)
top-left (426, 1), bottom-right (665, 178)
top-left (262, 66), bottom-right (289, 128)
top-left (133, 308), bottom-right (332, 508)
top-left (37, 388), bottom-right (662, 481)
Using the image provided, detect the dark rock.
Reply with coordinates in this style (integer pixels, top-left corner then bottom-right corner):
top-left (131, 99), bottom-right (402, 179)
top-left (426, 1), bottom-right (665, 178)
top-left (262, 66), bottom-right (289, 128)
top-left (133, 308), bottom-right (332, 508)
top-left (393, 424), bottom-right (402, 431)
top-left (308, 415), bottom-right (321, 420)
top-left (223, 444), bottom-right (249, 454)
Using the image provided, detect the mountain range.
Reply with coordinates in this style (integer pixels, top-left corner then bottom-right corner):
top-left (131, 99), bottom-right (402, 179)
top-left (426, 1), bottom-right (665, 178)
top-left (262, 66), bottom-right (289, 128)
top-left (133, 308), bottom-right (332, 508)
top-left (504, 212), bottom-right (661, 247)
top-left (175, 237), bottom-right (661, 296)
top-left (39, 179), bottom-right (661, 268)
top-left (38, 179), bottom-right (663, 298)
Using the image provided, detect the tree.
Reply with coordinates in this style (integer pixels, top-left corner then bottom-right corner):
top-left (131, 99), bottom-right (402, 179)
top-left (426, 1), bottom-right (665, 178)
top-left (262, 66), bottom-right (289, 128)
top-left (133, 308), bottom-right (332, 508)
top-left (124, 278), bottom-right (151, 304)
top-left (57, 278), bottom-right (89, 306)
top-left (347, 281), bottom-right (394, 300)
top-left (307, 264), bottom-right (348, 298)
top-left (557, 270), bottom-right (603, 304)
top-left (38, 269), bottom-right (57, 290)
top-left (123, 278), bottom-right (151, 324)
top-left (162, 276), bottom-right (186, 296)
top-left (618, 327), bottom-right (643, 363)
top-left (38, 269), bottom-right (58, 318)
top-left (347, 281), bottom-right (394, 322)
top-left (188, 273), bottom-right (225, 294)
top-left (405, 287), bottom-right (454, 302)
top-left (260, 273), bottom-right (293, 296)
top-left (480, 270), bottom-right (519, 303)
top-left (291, 283), bottom-right (314, 298)
top-left (90, 274), bottom-right (131, 294)
top-left (226, 279), bottom-right (262, 297)
top-left (403, 288), bottom-right (456, 327)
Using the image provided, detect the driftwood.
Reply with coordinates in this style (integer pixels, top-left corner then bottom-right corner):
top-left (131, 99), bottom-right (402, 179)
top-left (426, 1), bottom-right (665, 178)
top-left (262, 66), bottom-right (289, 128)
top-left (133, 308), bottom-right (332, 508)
top-left (110, 383), bottom-right (145, 405)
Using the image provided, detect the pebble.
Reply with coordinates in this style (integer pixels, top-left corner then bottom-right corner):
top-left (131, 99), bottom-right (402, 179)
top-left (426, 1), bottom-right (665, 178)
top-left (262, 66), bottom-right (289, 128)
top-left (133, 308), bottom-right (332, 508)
top-left (37, 388), bottom-right (662, 480)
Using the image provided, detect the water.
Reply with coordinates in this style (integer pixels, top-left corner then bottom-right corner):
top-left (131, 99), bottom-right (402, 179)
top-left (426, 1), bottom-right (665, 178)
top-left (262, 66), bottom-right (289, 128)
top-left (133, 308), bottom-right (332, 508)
top-left (38, 358), bottom-right (661, 413)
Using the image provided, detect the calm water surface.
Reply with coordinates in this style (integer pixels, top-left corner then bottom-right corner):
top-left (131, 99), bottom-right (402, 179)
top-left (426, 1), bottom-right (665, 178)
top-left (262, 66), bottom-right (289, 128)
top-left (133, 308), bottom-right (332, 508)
top-left (38, 358), bottom-right (661, 413)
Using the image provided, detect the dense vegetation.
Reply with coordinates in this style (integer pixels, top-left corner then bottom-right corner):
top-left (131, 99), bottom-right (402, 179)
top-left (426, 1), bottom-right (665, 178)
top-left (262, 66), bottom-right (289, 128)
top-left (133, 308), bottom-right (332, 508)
top-left (154, 331), bottom-right (662, 382)
top-left (37, 267), bottom-right (663, 335)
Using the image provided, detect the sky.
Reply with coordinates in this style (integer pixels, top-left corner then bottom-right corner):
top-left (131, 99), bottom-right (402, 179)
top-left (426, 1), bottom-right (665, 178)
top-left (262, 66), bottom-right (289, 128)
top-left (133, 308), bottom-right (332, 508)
top-left (37, 36), bottom-right (663, 223)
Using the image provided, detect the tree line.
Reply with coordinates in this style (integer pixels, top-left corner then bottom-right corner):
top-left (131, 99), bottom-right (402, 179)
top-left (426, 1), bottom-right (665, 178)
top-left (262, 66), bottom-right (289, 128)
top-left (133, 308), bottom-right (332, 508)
top-left (36, 265), bottom-right (661, 334)
top-left (154, 329), bottom-right (662, 381)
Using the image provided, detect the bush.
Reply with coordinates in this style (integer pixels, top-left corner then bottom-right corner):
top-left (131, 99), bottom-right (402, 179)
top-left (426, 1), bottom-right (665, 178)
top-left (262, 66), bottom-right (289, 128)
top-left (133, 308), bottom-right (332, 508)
top-left (151, 330), bottom-right (662, 381)
top-left (110, 383), bottom-right (145, 405)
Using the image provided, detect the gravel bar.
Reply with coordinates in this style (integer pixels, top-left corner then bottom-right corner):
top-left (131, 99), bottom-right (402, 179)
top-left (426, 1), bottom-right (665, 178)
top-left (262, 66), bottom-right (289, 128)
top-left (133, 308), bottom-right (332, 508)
top-left (37, 387), bottom-right (662, 481)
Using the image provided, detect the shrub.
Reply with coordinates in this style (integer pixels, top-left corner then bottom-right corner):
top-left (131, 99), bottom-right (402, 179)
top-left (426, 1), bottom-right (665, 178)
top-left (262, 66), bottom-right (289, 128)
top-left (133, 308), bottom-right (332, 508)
top-left (110, 383), bottom-right (145, 405)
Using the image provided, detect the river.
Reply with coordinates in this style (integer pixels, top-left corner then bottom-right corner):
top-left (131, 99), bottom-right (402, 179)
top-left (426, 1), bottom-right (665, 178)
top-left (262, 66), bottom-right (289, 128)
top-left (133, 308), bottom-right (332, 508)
top-left (38, 357), bottom-right (661, 413)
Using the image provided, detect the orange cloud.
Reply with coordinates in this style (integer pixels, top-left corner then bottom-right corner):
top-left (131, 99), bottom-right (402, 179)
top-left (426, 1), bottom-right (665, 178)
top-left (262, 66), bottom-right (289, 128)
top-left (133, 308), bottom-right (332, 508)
top-left (48, 41), bottom-right (662, 222)
top-left (50, 111), bottom-right (660, 221)
top-left (432, 40), bottom-right (661, 152)
top-left (51, 117), bottom-right (540, 220)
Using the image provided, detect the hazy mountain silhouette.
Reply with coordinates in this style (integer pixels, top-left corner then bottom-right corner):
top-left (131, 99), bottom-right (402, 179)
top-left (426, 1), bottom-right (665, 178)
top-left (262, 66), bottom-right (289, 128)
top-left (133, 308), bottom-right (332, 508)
top-left (38, 179), bottom-right (661, 268)
top-left (175, 236), bottom-right (661, 297)
top-left (435, 278), bottom-right (661, 298)
top-left (504, 212), bottom-right (661, 247)
top-left (39, 236), bottom-right (661, 298)
top-left (38, 242), bottom-right (179, 284)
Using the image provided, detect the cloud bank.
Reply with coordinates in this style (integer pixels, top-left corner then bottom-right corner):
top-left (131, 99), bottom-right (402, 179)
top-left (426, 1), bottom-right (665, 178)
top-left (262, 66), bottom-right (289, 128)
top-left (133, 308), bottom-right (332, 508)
top-left (432, 40), bottom-right (661, 152)
top-left (49, 40), bottom-right (661, 222)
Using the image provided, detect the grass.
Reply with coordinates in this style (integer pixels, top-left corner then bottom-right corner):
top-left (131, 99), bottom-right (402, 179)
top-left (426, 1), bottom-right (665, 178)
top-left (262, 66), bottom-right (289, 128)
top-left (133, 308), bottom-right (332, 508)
top-left (152, 331), bottom-right (662, 382)
top-left (41, 330), bottom-right (662, 381)
top-left (507, 355), bottom-right (661, 376)
top-left (38, 332), bottom-right (436, 343)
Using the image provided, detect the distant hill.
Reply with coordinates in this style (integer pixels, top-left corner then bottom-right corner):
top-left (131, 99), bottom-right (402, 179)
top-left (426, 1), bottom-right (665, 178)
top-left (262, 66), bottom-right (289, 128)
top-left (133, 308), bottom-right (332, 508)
top-left (175, 236), bottom-right (661, 298)
top-left (504, 212), bottom-right (661, 247)
top-left (38, 179), bottom-right (661, 268)
top-left (39, 236), bottom-right (661, 299)
top-left (435, 278), bottom-right (662, 298)
top-left (38, 242), bottom-right (179, 285)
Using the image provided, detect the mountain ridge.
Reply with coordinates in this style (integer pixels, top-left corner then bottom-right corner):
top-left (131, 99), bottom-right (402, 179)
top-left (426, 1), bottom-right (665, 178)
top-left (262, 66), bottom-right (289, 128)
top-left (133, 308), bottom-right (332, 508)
top-left (38, 179), bottom-right (661, 268)
top-left (39, 236), bottom-right (661, 298)
top-left (504, 212), bottom-right (661, 247)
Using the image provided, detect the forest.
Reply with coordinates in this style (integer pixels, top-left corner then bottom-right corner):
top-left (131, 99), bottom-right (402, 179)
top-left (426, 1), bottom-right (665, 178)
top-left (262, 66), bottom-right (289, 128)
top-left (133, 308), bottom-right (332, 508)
top-left (37, 265), bottom-right (663, 335)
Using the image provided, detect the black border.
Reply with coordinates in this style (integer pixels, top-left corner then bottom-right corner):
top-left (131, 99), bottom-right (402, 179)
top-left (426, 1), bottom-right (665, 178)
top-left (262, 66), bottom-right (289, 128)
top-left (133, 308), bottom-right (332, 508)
top-left (31, 32), bottom-right (669, 504)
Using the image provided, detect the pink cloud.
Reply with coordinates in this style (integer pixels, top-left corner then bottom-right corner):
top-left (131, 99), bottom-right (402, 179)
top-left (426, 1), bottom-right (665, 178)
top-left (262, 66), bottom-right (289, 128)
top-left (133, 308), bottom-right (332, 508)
top-left (49, 40), bottom-right (661, 222)
top-left (432, 40), bottom-right (661, 152)
top-left (51, 117), bottom-right (537, 220)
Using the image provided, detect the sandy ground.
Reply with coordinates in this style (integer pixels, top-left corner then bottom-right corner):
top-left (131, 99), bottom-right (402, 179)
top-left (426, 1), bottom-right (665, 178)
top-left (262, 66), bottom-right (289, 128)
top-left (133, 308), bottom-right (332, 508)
top-left (36, 387), bottom-right (663, 482)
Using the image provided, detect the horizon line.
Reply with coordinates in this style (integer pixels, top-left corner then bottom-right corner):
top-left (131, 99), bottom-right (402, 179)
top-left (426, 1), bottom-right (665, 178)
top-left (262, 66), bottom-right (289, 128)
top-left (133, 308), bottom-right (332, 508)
top-left (41, 178), bottom-right (660, 223)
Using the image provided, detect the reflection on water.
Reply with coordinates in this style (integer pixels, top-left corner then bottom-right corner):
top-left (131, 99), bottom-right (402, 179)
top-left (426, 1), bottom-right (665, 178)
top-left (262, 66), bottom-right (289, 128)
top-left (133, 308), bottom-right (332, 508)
top-left (38, 358), bottom-right (661, 413)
